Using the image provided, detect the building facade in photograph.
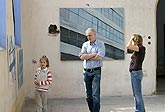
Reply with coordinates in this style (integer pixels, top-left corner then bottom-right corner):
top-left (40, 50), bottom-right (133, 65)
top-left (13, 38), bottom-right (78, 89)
top-left (60, 8), bottom-right (124, 60)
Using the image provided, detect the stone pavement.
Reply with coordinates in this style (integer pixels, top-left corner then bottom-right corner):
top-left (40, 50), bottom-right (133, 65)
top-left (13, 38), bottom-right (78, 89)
top-left (21, 95), bottom-right (165, 112)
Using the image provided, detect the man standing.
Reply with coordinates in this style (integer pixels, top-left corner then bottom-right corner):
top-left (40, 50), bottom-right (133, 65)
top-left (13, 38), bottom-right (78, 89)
top-left (79, 28), bottom-right (105, 112)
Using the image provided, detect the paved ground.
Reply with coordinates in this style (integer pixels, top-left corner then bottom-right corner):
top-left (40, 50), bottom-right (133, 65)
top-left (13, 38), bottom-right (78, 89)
top-left (21, 76), bottom-right (165, 112)
top-left (21, 95), bottom-right (165, 112)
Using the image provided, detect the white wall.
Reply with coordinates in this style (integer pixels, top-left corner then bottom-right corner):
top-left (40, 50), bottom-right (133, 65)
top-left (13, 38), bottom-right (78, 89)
top-left (22, 0), bottom-right (157, 98)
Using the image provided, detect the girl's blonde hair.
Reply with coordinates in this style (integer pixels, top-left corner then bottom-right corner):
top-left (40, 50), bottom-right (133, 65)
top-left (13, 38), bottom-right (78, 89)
top-left (39, 55), bottom-right (49, 67)
top-left (132, 34), bottom-right (143, 45)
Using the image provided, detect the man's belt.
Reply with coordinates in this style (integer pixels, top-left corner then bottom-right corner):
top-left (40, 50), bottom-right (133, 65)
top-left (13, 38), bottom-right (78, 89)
top-left (84, 67), bottom-right (101, 72)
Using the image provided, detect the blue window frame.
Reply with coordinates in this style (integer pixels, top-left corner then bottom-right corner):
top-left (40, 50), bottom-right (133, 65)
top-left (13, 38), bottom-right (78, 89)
top-left (13, 0), bottom-right (21, 47)
top-left (0, 0), bottom-right (6, 48)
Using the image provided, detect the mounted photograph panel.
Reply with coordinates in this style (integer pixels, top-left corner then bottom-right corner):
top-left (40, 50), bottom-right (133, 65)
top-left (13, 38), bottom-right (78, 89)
top-left (18, 49), bottom-right (23, 89)
top-left (60, 8), bottom-right (125, 60)
top-left (8, 35), bottom-right (16, 85)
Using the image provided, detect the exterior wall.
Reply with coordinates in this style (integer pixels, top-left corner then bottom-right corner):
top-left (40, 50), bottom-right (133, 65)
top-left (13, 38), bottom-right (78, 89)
top-left (0, 0), bottom-right (24, 112)
top-left (22, 0), bottom-right (34, 98)
top-left (22, 0), bottom-right (157, 99)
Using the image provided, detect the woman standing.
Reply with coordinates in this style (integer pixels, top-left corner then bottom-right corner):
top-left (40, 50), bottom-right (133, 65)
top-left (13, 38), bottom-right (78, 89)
top-left (127, 34), bottom-right (146, 112)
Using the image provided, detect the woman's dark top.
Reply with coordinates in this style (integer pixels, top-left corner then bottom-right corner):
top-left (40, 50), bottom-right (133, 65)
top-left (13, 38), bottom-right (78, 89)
top-left (129, 45), bottom-right (145, 72)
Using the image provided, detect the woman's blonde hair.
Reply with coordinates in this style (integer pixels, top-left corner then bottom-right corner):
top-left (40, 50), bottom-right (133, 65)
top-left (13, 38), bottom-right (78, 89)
top-left (132, 34), bottom-right (143, 45)
top-left (39, 55), bottom-right (49, 67)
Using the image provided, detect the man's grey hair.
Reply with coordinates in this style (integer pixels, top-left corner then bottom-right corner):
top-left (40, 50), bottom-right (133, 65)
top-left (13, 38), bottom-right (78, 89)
top-left (86, 28), bottom-right (96, 33)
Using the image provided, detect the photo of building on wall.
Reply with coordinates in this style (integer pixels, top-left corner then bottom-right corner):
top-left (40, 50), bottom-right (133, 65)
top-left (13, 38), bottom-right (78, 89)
top-left (8, 35), bottom-right (16, 85)
top-left (60, 8), bottom-right (124, 60)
